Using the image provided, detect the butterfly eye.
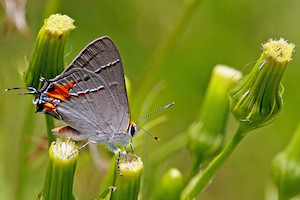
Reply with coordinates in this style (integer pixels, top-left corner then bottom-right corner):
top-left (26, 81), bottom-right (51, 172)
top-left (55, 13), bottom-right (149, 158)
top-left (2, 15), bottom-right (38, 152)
top-left (33, 93), bottom-right (50, 112)
top-left (130, 126), bottom-right (136, 137)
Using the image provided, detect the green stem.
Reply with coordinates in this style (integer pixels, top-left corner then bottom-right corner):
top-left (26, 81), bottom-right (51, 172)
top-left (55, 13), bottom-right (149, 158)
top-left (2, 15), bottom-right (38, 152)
top-left (39, 139), bottom-right (78, 200)
top-left (181, 125), bottom-right (249, 199)
top-left (45, 115), bottom-right (56, 146)
top-left (110, 153), bottom-right (143, 200)
top-left (134, 0), bottom-right (201, 96)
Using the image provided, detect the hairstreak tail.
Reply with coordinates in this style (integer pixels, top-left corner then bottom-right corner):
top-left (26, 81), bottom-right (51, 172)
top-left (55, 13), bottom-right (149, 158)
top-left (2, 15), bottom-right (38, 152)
top-left (6, 36), bottom-right (174, 176)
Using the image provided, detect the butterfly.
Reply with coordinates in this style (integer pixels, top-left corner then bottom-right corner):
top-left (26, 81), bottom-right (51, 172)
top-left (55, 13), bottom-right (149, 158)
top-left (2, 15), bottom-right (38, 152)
top-left (7, 36), bottom-right (173, 175)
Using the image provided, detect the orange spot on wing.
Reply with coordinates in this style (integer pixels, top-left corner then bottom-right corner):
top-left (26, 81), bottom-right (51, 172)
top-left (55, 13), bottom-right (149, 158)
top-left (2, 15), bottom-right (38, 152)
top-left (43, 102), bottom-right (59, 118)
top-left (46, 81), bottom-right (77, 101)
top-left (44, 102), bottom-right (57, 110)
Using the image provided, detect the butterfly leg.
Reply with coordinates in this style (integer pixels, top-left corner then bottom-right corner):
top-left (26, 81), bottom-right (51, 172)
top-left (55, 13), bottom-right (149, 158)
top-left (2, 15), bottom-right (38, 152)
top-left (67, 140), bottom-right (94, 159)
top-left (116, 150), bottom-right (122, 176)
top-left (130, 138), bottom-right (138, 161)
top-left (106, 144), bottom-right (123, 176)
top-left (124, 146), bottom-right (128, 154)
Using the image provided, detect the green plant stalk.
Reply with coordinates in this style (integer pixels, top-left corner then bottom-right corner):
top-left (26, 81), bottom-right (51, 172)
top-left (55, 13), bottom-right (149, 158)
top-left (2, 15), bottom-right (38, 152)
top-left (110, 153), bottom-right (143, 200)
top-left (38, 139), bottom-right (78, 200)
top-left (45, 115), bottom-right (56, 146)
top-left (181, 125), bottom-right (249, 199)
top-left (134, 0), bottom-right (201, 97)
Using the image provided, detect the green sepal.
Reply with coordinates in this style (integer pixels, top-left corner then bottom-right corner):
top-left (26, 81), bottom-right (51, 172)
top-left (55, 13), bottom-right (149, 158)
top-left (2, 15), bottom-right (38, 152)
top-left (154, 168), bottom-right (184, 200)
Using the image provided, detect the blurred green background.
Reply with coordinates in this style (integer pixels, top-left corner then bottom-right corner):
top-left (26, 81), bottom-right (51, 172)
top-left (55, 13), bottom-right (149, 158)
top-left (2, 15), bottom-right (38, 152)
top-left (0, 0), bottom-right (300, 199)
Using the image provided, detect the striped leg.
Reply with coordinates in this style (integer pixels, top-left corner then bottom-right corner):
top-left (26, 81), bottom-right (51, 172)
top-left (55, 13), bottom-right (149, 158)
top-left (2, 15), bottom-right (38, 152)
top-left (130, 140), bottom-right (138, 161)
top-left (107, 144), bottom-right (123, 176)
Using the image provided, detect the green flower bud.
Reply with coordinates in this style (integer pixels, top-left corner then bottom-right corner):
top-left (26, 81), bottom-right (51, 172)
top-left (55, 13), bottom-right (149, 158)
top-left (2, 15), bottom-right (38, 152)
top-left (23, 13), bottom-right (75, 145)
top-left (110, 153), bottom-right (143, 200)
top-left (24, 13), bottom-right (75, 89)
top-left (188, 65), bottom-right (242, 172)
top-left (38, 138), bottom-right (78, 200)
top-left (229, 38), bottom-right (295, 130)
top-left (154, 168), bottom-right (184, 200)
top-left (271, 123), bottom-right (300, 200)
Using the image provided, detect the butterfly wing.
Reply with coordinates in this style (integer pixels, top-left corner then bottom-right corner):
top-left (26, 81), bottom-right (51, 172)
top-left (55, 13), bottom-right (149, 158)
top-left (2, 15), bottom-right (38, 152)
top-left (64, 36), bottom-right (129, 119)
top-left (66, 36), bottom-right (130, 133)
top-left (41, 67), bottom-right (130, 140)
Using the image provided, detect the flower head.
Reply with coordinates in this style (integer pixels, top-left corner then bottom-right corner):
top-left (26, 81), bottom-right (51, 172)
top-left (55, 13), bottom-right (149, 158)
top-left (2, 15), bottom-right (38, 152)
top-left (229, 38), bottom-right (295, 130)
top-left (24, 14), bottom-right (75, 89)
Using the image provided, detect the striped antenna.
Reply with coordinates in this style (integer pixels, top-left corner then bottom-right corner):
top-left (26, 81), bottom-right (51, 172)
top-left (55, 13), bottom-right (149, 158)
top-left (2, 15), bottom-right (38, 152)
top-left (135, 124), bottom-right (160, 141)
top-left (135, 102), bottom-right (174, 124)
top-left (5, 87), bottom-right (39, 95)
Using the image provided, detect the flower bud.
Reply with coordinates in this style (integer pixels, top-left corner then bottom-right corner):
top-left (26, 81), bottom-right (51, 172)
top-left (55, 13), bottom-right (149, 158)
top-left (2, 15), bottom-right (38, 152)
top-left (38, 138), bottom-right (78, 200)
top-left (110, 153), bottom-right (143, 200)
top-left (154, 168), bottom-right (184, 200)
top-left (23, 13), bottom-right (75, 145)
top-left (229, 38), bottom-right (295, 130)
top-left (271, 123), bottom-right (300, 200)
top-left (188, 65), bottom-right (242, 172)
top-left (24, 13), bottom-right (75, 89)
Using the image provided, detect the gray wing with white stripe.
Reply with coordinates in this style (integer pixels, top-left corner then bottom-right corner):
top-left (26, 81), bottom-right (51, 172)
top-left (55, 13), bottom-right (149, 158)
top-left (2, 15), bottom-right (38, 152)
top-left (61, 37), bottom-right (130, 135)
top-left (50, 68), bottom-right (130, 137)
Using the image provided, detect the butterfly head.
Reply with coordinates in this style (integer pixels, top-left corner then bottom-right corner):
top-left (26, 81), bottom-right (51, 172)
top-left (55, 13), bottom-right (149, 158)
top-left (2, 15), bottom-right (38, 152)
top-left (129, 121), bottom-right (139, 138)
top-left (32, 92), bottom-right (50, 112)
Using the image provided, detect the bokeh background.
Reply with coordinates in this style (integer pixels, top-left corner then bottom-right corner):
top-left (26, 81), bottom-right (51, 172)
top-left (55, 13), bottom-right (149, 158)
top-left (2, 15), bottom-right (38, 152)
top-left (0, 0), bottom-right (300, 199)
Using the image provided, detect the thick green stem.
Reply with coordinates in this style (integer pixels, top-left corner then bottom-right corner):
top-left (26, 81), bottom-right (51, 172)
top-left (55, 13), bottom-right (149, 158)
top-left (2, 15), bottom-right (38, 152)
top-left (181, 125), bottom-right (249, 199)
top-left (45, 115), bottom-right (56, 146)
top-left (110, 153), bottom-right (143, 200)
top-left (38, 139), bottom-right (78, 200)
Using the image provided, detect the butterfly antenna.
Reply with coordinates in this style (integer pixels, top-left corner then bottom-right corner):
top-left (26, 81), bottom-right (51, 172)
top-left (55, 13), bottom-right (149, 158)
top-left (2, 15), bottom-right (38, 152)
top-left (135, 102), bottom-right (174, 124)
top-left (5, 87), bottom-right (39, 95)
top-left (135, 124), bottom-right (160, 141)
